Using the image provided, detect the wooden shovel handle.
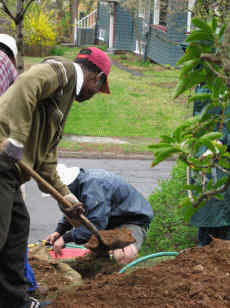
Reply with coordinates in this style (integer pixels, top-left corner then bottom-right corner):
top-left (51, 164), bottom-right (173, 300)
top-left (18, 160), bottom-right (104, 243)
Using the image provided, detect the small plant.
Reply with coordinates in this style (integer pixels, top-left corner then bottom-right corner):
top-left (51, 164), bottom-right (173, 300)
top-left (96, 44), bottom-right (108, 52)
top-left (50, 46), bottom-right (65, 56)
top-left (141, 161), bottom-right (197, 256)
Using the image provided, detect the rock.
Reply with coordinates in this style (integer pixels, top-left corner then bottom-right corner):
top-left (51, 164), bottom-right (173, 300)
top-left (56, 263), bottom-right (83, 286)
top-left (193, 264), bottom-right (204, 273)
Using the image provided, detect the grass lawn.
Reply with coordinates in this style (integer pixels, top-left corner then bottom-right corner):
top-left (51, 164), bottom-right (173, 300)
top-left (24, 46), bottom-right (192, 153)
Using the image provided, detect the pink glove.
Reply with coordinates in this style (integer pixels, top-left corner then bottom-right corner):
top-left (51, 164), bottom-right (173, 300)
top-left (111, 244), bottom-right (138, 265)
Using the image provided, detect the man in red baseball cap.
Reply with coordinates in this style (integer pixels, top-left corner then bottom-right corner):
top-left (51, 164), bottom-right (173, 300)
top-left (0, 46), bottom-right (111, 308)
top-left (74, 46), bottom-right (111, 101)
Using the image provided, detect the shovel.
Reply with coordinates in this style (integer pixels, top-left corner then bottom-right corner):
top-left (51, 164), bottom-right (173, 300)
top-left (3, 140), bottom-right (135, 254)
top-left (18, 159), bottom-right (110, 252)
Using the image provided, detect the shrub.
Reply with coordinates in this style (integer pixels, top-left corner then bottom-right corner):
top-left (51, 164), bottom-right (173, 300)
top-left (50, 46), bottom-right (66, 56)
top-left (23, 2), bottom-right (56, 56)
top-left (140, 161), bottom-right (197, 256)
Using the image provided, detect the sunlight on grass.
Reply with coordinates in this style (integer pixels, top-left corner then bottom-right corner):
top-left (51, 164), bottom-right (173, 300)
top-left (65, 65), bottom-right (191, 138)
top-left (24, 49), bottom-right (192, 139)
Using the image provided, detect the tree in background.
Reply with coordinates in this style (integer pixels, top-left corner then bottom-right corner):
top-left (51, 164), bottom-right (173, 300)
top-left (23, 1), bottom-right (57, 57)
top-left (149, 0), bottom-right (230, 222)
top-left (0, 0), bottom-right (35, 73)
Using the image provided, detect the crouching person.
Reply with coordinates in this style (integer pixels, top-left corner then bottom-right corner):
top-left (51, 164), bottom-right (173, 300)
top-left (46, 165), bottom-right (154, 265)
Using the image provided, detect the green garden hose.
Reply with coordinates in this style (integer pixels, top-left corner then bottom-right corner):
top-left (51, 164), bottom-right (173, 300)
top-left (119, 251), bottom-right (179, 274)
top-left (65, 243), bottom-right (87, 249)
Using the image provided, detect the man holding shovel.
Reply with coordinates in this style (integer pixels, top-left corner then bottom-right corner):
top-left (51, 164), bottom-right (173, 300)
top-left (0, 47), bottom-right (111, 308)
top-left (46, 164), bottom-right (154, 265)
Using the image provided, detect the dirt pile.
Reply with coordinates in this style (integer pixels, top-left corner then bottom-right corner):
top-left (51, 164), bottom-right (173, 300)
top-left (31, 238), bottom-right (230, 308)
top-left (85, 227), bottom-right (136, 254)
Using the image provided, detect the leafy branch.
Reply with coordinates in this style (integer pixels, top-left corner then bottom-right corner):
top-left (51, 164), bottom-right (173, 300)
top-left (149, 9), bottom-right (230, 221)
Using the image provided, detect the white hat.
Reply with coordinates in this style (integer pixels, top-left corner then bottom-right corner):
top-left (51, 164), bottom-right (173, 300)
top-left (41, 164), bottom-right (80, 198)
top-left (56, 164), bottom-right (80, 185)
top-left (0, 34), bottom-right (18, 60)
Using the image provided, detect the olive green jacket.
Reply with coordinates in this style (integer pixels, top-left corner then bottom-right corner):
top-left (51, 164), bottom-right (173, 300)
top-left (0, 56), bottom-right (77, 195)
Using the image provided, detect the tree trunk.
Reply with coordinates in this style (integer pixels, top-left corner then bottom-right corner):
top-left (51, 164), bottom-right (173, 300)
top-left (16, 0), bottom-right (24, 74)
top-left (71, 0), bottom-right (78, 44)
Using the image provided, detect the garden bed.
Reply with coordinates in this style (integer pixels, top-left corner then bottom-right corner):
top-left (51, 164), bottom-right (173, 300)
top-left (30, 238), bottom-right (230, 307)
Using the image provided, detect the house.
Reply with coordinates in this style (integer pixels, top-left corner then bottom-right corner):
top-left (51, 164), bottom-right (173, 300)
top-left (95, 0), bottom-right (196, 66)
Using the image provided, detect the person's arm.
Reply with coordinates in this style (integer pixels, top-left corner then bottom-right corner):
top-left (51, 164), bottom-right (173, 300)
top-left (0, 63), bottom-right (64, 145)
top-left (46, 216), bottom-right (72, 247)
top-left (36, 147), bottom-right (70, 196)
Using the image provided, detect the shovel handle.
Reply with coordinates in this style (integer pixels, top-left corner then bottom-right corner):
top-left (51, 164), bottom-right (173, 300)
top-left (18, 160), bottom-right (75, 209)
top-left (18, 160), bottom-right (104, 243)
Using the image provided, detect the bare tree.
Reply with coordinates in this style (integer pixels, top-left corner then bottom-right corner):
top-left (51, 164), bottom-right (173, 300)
top-left (0, 0), bottom-right (36, 73)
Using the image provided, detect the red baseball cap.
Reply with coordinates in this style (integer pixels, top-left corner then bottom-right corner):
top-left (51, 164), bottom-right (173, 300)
top-left (76, 47), bottom-right (111, 94)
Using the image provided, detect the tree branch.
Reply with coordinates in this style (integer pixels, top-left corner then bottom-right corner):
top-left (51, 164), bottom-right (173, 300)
top-left (192, 176), bottom-right (230, 208)
top-left (200, 53), bottom-right (222, 65)
top-left (21, 0), bottom-right (35, 19)
top-left (0, 0), bottom-right (16, 22)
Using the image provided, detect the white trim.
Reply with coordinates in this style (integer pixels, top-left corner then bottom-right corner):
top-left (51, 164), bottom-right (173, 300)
top-left (109, 14), bottom-right (114, 49)
top-left (135, 40), bottom-right (145, 55)
top-left (77, 9), bottom-right (97, 29)
top-left (187, 0), bottom-right (196, 33)
top-left (153, 0), bottom-right (160, 25)
top-left (138, 1), bottom-right (145, 18)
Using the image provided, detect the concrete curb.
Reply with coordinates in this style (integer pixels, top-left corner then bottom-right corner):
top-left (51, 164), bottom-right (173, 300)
top-left (58, 150), bottom-right (177, 161)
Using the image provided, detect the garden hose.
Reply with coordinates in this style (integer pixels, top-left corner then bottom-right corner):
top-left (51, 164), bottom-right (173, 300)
top-left (119, 251), bottom-right (179, 274)
top-left (65, 243), bottom-right (87, 249)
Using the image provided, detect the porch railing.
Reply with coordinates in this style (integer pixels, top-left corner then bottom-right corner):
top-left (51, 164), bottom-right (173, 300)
top-left (77, 9), bottom-right (97, 29)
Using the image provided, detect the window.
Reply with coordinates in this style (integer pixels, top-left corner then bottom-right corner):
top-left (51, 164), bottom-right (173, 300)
top-left (98, 28), bottom-right (105, 41)
top-left (138, 0), bottom-right (146, 18)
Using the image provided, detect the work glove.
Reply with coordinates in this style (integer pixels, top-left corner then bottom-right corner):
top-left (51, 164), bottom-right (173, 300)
top-left (59, 193), bottom-right (85, 219)
top-left (0, 138), bottom-right (24, 163)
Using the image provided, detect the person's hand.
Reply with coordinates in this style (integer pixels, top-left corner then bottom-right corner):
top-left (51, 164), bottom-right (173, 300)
top-left (111, 244), bottom-right (138, 265)
top-left (64, 193), bottom-right (80, 205)
top-left (46, 232), bottom-right (60, 245)
top-left (53, 236), bottom-right (65, 257)
top-left (60, 193), bottom-right (85, 219)
top-left (0, 138), bottom-right (24, 162)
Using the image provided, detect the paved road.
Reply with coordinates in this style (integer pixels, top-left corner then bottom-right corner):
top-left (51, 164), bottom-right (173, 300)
top-left (25, 158), bottom-right (175, 243)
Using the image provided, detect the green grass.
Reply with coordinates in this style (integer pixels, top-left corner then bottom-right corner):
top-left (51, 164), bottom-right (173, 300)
top-left (24, 47), bottom-right (192, 140)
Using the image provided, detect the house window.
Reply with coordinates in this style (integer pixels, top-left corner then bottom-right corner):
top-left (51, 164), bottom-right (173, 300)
top-left (153, 0), bottom-right (168, 27)
top-left (187, 0), bottom-right (196, 33)
top-left (138, 0), bottom-right (146, 18)
top-left (98, 28), bottom-right (105, 41)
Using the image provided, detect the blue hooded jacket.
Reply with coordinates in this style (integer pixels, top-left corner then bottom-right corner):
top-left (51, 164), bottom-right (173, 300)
top-left (55, 168), bottom-right (154, 243)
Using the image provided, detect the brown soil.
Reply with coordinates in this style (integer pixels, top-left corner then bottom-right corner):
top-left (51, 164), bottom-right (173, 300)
top-left (30, 238), bottom-right (230, 307)
top-left (85, 228), bottom-right (136, 255)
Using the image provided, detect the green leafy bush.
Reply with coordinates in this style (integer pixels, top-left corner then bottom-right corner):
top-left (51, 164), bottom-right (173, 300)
top-left (50, 46), bottom-right (66, 56)
top-left (141, 161), bottom-right (197, 256)
top-left (23, 2), bottom-right (57, 56)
